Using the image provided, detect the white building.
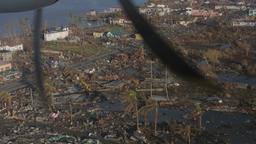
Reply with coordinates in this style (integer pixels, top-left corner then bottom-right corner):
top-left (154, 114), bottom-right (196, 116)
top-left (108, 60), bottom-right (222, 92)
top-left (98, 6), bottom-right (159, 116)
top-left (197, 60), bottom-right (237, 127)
top-left (186, 7), bottom-right (192, 15)
top-left (157, 4), bottom-right (166, 8)
top-left (249, 9), bottom-right (256, 16)
top-left (108, 18), bottom-right (131, 26)
top-left (0, 43), bottom-right (23, 52)
top-left (147, 3), bottom-right (156, 8)
top-left (109, 7), bottom-right (122, 12)
top-left (43, 27), bottom-right (69, 41)
top-left (215, 5), bottom-right (246, 10)
top-left (88, 9), bottom-right (97, 16)
top-left (139, 4), bottom-right (170, 16)
top-left (104, 7), bottom-right (122, 13)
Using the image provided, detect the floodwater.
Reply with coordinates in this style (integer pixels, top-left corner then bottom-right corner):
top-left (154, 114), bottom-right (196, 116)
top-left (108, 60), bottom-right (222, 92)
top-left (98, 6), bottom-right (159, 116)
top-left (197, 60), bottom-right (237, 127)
top-left (0, 0), bottom-right (146, 36)
top-left (218, 73), bottom-right (256, 86)
top-left (143, 108), bottom-right (256, 144)
top-left (203, 111), bottom-right (256, 144)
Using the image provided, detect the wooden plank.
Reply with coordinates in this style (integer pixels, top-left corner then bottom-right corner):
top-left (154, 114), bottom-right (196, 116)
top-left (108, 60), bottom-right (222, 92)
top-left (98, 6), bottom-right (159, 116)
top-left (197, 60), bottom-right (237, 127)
top-left (136, 88), bottom-right (164, 92)
top-left (151, 95), bottom-right (169, 101)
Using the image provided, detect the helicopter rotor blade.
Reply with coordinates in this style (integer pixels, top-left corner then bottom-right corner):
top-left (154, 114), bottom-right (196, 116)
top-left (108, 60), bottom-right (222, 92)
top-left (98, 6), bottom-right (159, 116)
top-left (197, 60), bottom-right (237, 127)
top-left (119, 0), bottom-right (218, 88)
top-left (33, 8), bottom-right (48, 108)
top-left (0, 0), bottom-right (58, 13)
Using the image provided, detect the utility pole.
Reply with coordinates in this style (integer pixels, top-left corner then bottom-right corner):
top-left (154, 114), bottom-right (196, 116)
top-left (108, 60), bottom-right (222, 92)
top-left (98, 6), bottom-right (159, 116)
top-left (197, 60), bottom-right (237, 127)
top-left (30, 88), bottom-right (37, 124)
top-left (165, 65), bottom-right (169, 100)
top-left (136, 97), bottom-right (140, 132)
top-left (30, 88), bottom-right (34, 107)
top-left (69, 100), bottom-right (73, 126)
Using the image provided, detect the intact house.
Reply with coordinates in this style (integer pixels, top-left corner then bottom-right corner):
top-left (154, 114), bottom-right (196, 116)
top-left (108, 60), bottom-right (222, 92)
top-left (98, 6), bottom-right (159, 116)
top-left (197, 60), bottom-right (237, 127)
top-left (43, 27), bottom-right (69, 41)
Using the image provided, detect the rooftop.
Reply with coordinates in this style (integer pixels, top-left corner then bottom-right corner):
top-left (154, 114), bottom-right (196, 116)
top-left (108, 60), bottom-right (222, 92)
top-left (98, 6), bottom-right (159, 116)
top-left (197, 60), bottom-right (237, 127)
top-left (44, 26), bottom-right (69, 34)
top-left (0, 37), bottom-right (22, 47)
top-left (0, 50), bottom-right (12, 53)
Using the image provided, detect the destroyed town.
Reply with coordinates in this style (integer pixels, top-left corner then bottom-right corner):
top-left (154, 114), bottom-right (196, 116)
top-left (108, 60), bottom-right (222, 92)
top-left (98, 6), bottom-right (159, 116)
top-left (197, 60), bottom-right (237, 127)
top-left (0, 0), bottom-right (256, 143)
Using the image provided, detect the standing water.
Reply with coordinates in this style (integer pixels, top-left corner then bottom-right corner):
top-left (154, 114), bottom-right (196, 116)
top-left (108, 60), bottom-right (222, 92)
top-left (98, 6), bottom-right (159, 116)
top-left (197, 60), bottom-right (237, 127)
top-left (0, 0), bottom-right (146, 36)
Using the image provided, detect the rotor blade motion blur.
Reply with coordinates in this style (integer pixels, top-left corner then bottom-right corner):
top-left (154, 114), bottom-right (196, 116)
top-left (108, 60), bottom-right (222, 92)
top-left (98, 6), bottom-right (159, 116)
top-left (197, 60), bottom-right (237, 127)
top-left (119, 0), bottom-right (217, 87)
top-left (0, 0), bottom-right (58, 13)
top-left (33, 9), bottom-right (48, 109)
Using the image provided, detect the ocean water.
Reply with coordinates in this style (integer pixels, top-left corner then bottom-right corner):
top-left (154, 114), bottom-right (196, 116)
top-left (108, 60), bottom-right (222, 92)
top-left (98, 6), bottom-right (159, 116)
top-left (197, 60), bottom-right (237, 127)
top-left (0, 0), bottom-right (146, 36)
